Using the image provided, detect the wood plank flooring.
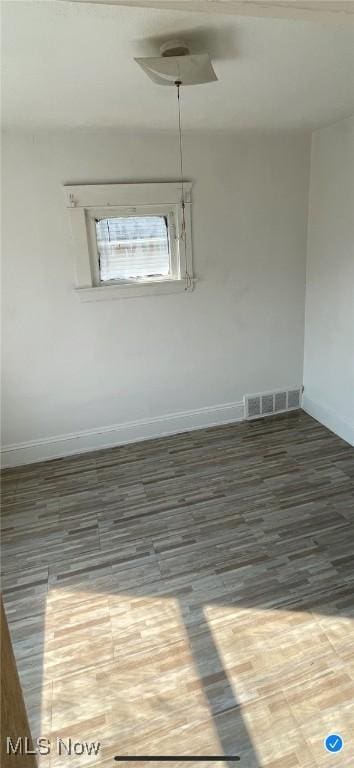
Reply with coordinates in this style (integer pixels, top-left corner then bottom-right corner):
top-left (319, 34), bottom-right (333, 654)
top-left (1, 411), bottom-right (354, 768)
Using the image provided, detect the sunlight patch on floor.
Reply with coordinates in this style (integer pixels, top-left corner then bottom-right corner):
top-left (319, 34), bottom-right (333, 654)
top-left (204, 602), bottom-right (354, 766)
top-left (43, 589), bottom-right (228, 767)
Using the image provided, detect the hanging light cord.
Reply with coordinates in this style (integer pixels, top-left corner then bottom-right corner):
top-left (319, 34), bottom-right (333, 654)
top-left (176, 80), bottom-right (192, 291)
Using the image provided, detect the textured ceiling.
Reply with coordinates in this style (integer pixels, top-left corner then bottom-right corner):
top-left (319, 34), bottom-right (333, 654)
top-left (2, 0), bottom-right (354, 130)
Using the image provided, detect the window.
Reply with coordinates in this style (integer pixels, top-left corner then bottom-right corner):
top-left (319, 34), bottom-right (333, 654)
top-left (96, 215), bottom-right (171, 283)
top-left (64, 182), bottom-right (193, 301)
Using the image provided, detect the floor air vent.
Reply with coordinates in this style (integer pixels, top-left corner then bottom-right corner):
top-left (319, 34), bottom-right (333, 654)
top-left (245, 387), bottom-right (302, 420)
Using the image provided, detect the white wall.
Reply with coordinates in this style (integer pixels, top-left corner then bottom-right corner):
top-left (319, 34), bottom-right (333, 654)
top-left (303, 117), bottom-right (354, 446)
top-left (1, 129), bottom-right (310, 463)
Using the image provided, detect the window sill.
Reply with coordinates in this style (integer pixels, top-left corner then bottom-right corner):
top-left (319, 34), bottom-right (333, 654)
top-left (75, 279), bottom-right (194, 302)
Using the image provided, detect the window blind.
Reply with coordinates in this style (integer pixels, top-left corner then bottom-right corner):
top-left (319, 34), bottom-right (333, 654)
top-left (95, 216), bottom-right (171, 282)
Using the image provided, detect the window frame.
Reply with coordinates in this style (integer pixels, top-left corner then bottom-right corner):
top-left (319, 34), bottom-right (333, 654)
top-left (64, 182), bottom-right (194, 301)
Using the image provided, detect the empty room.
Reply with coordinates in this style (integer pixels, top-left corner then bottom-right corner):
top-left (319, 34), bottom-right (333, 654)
top-left (1, 1), bottom-right (354, 767)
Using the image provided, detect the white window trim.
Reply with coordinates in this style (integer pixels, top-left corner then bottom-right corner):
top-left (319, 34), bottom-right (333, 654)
top-left (63, 182), bottom-right (194, 301)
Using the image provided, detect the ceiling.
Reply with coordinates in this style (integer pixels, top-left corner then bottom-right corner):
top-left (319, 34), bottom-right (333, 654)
top-left (2, 0), bottom-right (354, 131)
top-left (67, 1), bottom-right (354, 21)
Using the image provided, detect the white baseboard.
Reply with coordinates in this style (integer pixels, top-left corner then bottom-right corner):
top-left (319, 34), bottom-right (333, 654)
top-left (1, 400), bottom-right (245, 468)
top-left (302, 395), bottom-right (354, 447)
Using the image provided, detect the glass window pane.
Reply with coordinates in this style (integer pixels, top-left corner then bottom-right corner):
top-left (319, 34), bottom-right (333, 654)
top-left (95, 215), bottom-right (171, 282)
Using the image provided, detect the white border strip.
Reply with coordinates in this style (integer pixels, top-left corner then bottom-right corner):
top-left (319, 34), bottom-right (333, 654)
top-left (1, 400), bottom-right (245, 468)
top-left (303, 395), bottom-right (354, 447)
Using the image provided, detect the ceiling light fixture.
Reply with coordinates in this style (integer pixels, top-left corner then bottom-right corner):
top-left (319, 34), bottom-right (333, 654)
top-left (135, 40), bottom-right (217, 87)
top-left (135, 41), bottom-right (218, 288)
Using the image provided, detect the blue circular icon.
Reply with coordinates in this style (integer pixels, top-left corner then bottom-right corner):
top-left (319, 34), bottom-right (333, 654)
top-left (324, 734), bottom-right (343, 753)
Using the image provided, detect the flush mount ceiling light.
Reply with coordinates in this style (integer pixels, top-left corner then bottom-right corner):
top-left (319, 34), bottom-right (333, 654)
top-left (135, 40), bottom-right (217, 86)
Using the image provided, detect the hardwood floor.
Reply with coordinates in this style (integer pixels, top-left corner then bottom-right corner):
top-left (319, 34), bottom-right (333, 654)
top-left (1, 411), bottom-right (354, 768)
top-left (1, 597), bottom-right (37, 767)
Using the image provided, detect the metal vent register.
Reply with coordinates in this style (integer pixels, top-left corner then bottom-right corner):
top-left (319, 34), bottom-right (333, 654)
top-left (245, 388), bottom-right (302, 420)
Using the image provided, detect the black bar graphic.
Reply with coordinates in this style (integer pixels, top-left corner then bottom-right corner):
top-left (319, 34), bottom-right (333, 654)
top-left (114, 758), bottom-right (240, 762)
